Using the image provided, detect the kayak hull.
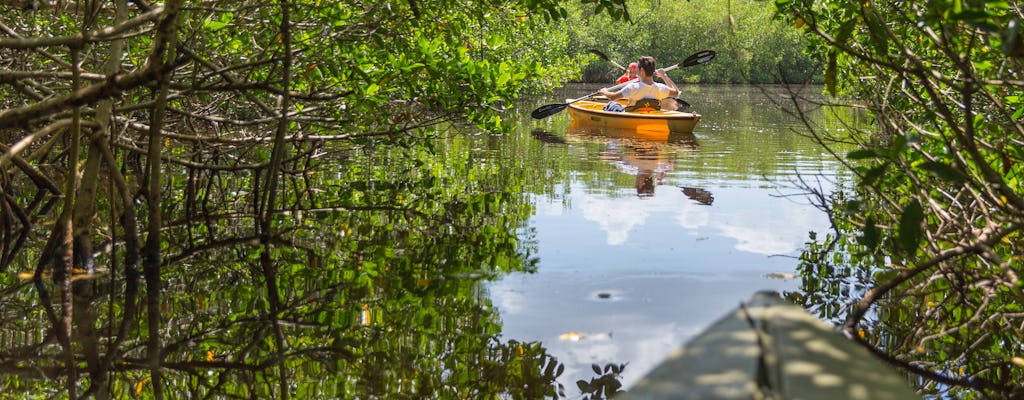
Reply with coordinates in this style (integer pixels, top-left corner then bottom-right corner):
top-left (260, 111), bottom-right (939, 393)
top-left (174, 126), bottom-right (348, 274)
top-left (566, 99), bottom-right (701, 136)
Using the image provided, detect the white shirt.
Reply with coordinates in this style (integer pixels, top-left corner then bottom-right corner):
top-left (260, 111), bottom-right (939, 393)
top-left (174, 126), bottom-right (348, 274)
top-left (619, 81), bottom-right (675, 106)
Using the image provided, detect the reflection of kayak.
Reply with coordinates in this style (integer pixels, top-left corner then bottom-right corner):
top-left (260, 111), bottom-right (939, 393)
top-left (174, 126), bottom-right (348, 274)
top-left (567, 99), bottom-right (701, 136)
top-left (568, 116), bottom-right (700, 147)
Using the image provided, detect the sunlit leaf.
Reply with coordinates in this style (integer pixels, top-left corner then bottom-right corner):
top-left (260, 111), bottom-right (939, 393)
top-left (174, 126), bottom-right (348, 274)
top-left (825, 50), bottom-right (838, 96)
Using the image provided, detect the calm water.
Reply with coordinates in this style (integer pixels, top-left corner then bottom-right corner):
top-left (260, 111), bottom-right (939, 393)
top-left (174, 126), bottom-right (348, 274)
top-left (491, 84), bottom-right (850, 393)
top-left (0, 84), bottom-right (854, 398)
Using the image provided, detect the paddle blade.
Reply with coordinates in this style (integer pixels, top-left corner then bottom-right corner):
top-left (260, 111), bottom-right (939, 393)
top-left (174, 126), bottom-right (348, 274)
top-left (589, 49), bottom-right (627, 71)
top-left (531, 102), bottom-right (570, 119)
top-left (588, 49), bottom-right (611, 61)
top-left (682, 50), bottom-right (716, 67)
top-left (674, 98), bottom-right (691, 111)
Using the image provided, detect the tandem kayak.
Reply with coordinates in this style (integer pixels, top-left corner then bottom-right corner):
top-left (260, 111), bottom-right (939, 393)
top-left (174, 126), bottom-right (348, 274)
top-left (566, 99), bottom-right (701, 136)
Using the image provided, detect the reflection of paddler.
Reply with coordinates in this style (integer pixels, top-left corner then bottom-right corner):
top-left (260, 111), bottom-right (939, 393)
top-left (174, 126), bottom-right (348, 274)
top-left (565, 123), bottom-right (698, 197)
top-left (624, 141), bottom-right (674, 197)
top-left (636, 173), bottom-right (656, 196)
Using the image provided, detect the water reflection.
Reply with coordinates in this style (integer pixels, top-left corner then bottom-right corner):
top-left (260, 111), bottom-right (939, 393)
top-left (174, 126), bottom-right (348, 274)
top-left (493, 84), bottom-right (849, 396)
top-left (0, 84), bottom-right (851, 398)
top-left (566, 123), bottom-right (699, 198)
top-left (530, 128), bottom-right (568, 145)
top-left (681, 187), bottom-right (714, 205)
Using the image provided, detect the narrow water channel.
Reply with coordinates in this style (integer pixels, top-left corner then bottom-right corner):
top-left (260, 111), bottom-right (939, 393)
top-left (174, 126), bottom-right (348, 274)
top-left (0, 83), bottom-right (856, 398)
top-left (490, 84), bottom-right (853, 393)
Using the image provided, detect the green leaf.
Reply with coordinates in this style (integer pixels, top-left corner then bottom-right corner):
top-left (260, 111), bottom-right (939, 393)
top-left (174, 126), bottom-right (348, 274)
top-left (486, 34), bottom-right (505, 49)
top-left (918, 161), bottom-right (966, 182)
top-left (860, 217), bottom-right (880, 249)
top-left (825, 50), bottom-right (838, 96)
top-left (365, 83), bottom-right (380, 96)
top-left (860, 163), bottom-right (888, 187)
top-left (205, 21), bottom-right (228, 31)
top-left (898, 200), bottom-right (924, 253)
top-left (847, 149), bottom-right (880, 160)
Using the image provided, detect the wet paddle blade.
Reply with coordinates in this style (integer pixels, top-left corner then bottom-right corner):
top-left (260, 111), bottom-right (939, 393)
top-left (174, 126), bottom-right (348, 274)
top-left (531, 102), bottom-right (570, 119)
top-left (681, 50), bottom-right (716, 67)
top-left (675, 98), bottom-right (691, 111)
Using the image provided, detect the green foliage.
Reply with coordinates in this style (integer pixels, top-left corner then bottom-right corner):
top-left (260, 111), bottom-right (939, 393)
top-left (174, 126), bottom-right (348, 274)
top-left (0, 124), bottom-right (566, 398)
top-left (567, 0), bottom-right (819, 83)
top-left (576, 362), bottom-right (627, 399)
top-left (779, 0), bottom-right (1024, 396)
top-left (0, 0), bottom-right (646, 396)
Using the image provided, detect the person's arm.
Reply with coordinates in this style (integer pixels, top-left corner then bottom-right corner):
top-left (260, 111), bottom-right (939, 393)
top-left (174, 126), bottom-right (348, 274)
top-left (655, 68), bottom-right (680, 97)
top-left (599, 87), bottom-right (624, 100)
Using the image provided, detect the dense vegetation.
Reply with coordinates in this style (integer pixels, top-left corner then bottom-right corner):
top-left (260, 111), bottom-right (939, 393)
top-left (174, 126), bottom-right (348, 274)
top-left (571, 0), bottom-right (821, 84)
top-left (775, 0), bottom-right (1024, 397)
top-left (0, 0), bottom-right (623, 397)
top-left (4, 0), bottom-right (1019, 397)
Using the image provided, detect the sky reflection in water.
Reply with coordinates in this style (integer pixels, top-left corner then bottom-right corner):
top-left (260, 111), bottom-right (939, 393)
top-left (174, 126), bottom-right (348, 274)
top-left (489, 85), bottom-right (848, 392)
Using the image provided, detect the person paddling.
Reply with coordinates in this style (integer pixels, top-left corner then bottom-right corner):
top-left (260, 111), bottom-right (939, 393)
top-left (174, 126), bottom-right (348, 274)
top-left (598, 56), bottom-right (679, 112)
top-left (616, 62), bottom-right (639, 84)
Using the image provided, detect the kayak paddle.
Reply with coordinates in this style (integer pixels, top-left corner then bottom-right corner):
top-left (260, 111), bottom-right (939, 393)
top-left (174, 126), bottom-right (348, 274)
top-left (588, 49), bottom-right (627, 71)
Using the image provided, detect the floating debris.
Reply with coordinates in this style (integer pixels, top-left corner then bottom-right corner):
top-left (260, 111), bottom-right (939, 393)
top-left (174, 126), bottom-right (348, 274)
top-left (559, 331), bottom-right (613, 341)
top-left (681, 186), bottom-right (714, 205)
top-left (766, 272), bottom-right (796, 280)
top-left (559, 331), bottom-right (585, 341)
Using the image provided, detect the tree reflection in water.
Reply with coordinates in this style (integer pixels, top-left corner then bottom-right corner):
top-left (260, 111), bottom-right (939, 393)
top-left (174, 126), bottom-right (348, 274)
top-left (0, 136), bottom-right (620, 398)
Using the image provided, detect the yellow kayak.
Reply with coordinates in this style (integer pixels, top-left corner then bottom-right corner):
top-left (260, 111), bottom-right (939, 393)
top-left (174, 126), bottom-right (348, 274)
top-left (566, 99), bottom-right (701, 136)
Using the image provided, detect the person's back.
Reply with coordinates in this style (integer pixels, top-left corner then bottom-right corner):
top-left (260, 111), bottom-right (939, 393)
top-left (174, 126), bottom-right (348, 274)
top-left (599, 56), bottom-right (679, 112)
